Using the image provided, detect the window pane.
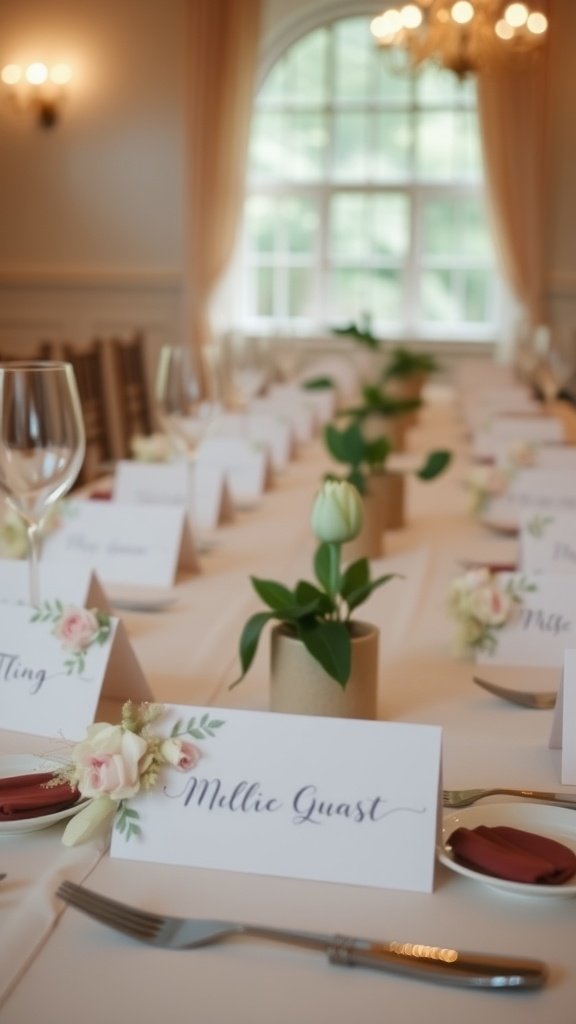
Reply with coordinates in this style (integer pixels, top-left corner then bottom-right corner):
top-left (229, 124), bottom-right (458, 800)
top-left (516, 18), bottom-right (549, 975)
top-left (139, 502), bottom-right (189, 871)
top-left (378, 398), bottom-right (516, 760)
top-left (374, 49), bottom-right (413, 103)
top-left (284, 28), bottom-right (328, 103)
top-left (255, 267), bottom-right (275, 316)
top-left (245, 196), bottom-right (277, 252)
top-left (375, 112), bottom-right (412, 178)
top-left (330, 193), bottom-right (409, 260)
top-left (464, 269), bottom-right (490, 320)
top-left (370, 194), bottom-right (409, 257)
top-left (285, 111), bottom-right (327, 180)
top-left (327, 268), bottom-right (402, 321)
top-left (416, 63), bottom-right (475, 105)
top-left (334, 17), bottom-right (377, 101)
top-left (281, 197), bottom-right (318, 254)
top-left (330, 194), bottom-right (367, 259)
top-left (288, 267), bottom-right (314, 317)
top-left (415, 111), bottom-right (458, 179)
top-left (421, 269), bottom-right (458, 321)
top-left (423, 197), bottom-right (492, 257)
top-left (332, 112), bottom-right (370, 181)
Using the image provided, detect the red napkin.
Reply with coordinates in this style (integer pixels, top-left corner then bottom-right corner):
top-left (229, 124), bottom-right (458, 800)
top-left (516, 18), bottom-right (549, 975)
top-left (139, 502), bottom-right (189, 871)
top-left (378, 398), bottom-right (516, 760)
top-left (449, 825), bottom-right (576, 885)
top-left (0, 771), bottom-right (80, 821)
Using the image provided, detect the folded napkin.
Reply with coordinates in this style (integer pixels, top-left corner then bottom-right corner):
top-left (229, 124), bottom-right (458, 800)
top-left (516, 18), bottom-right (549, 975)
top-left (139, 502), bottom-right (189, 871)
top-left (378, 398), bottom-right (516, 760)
top-left (0, 771), bottom-right (80, 821)
top-left (449, 825), bottom-right (576, 885)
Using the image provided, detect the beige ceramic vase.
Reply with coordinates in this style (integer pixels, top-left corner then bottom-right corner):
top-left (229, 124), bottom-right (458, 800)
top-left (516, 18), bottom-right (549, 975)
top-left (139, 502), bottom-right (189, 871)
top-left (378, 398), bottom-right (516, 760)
top-left (269, 621), bottom-right (379, 719)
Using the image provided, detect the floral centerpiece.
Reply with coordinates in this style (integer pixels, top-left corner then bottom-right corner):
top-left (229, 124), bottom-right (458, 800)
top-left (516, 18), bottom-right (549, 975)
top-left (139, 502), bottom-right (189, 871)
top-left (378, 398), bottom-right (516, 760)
top-left (447, 568), bottom-right (534, 656)
top-left (51, 700), bottom-right (223, 846)
top-left (231, 479), bottom-right (398, 691)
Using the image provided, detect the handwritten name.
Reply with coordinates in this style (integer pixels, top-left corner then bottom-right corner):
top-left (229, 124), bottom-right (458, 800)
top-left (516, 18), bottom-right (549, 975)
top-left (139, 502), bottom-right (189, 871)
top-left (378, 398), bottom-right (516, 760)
top-left (169, 776), bottom-right (424, 827)
top-left (552, 542), bottom-right (576, 565)
top-left (519, 608), bottom-right (571, 636)
top-left (0, 652), bottom-right (47, 694)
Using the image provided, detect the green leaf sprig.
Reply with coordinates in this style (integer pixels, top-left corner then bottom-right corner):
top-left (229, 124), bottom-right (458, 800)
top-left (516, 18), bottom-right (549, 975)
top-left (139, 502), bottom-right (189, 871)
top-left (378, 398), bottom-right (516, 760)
top-left (324, 420), bottom-right (451, 494)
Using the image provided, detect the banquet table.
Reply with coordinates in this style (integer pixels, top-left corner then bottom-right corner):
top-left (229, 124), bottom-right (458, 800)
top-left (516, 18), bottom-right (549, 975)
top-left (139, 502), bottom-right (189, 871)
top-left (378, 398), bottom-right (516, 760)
top-left (2, 376), bottom-right (576, 1024)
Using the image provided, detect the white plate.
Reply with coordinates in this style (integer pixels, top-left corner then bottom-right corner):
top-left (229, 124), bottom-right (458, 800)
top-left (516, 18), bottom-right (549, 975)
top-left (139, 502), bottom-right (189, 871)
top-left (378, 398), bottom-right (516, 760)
top-left (0, 754), bottom-right (90, 835)
top-left (105, 586), bottom-right (179, 612)
top-left (438, 802), bottom-right (576, 898)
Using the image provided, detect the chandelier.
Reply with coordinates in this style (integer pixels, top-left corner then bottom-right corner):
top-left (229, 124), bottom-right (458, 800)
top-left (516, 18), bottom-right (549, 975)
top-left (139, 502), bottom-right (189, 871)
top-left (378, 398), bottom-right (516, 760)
top-left (370, 2), bottom-right (549, 78)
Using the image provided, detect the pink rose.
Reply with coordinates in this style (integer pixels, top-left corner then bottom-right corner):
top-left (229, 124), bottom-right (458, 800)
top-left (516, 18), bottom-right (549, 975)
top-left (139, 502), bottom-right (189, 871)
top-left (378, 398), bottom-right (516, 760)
top-left (467, 583), bottom-right (512, 627)
top-left (54, 607), bottom-right (100, 653)
top-left (160, 737), bottom-right (200, 771)
top-left (73, 723), bottom-right (149, 799)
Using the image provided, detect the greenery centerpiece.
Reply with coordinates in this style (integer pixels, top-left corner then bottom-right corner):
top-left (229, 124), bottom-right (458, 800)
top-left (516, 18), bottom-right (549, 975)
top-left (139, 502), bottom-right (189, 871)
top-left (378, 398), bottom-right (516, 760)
top-left (232, 480), bottom-right (399, 706)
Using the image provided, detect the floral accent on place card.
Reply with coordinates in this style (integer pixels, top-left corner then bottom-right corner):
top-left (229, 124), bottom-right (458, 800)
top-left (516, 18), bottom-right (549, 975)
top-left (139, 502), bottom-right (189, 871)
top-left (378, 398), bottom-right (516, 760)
top-left (52, 702), bottom-right (225, 846)
top-left (463, 465), bottom-right (513, 516)
top-left (31, 602), bottom-right (112, 675)
top-left (447, 568), bottom-right (536, 657)
top-left (526, 513), bottom-right (555, 539)
top-left (130, 432), bottom-right (173, 463)
top-left (507, 440), bottom-right (538, 469)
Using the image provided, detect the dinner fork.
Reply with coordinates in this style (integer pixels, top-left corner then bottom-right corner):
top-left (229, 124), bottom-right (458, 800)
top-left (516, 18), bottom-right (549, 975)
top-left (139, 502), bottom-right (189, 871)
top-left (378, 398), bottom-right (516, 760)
top-left (472, 675), bottom-right (556, 710)
top-left (56, 880), bottom-right (546, 990)
top-left (443, 788), bottom-right (576, 809)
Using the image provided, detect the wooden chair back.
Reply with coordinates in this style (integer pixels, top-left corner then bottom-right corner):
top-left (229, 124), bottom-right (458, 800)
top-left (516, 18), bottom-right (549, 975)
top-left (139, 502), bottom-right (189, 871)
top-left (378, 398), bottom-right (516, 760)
top-left (63, 341), bottom-right (112, 485)
top-left (109, 332), bottom-right (153, 456)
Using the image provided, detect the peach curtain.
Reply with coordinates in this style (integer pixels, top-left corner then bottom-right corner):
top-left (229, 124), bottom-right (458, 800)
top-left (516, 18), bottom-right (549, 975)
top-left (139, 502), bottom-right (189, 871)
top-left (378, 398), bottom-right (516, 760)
top-left (476, 50), bottom-right (549, 343)
top-left (184, 0), bottom-right (262, 369)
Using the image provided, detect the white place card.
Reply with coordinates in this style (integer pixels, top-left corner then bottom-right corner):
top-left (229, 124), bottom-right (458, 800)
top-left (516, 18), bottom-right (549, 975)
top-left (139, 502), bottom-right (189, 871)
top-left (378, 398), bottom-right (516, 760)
top-left (209, 412), bottom-right (293, 472)
top-left (519, 511), bottom-right (576, 575)
top-left (473, 415), bottom-right (565, 457)
top-left (0, 562), bottom-right (111, 612)
top-left (40, 500), bottom-right (200, 588)
top-left (477, 573), bottom-right (576, 668)
top-left (484, 468), bottom-right (576, 529)
top-left (198, 437), bottom-right (271, 508)
top-left (549, 650), bottom-right (576, 784)
top-left (111, 705), bottom-right (442, 893)
top-left (257, 388), bottom-right (316, 443)
top-left (0, 603), bottom-right (151, 740)
top-left (113, 460), bottom-right (231, 534)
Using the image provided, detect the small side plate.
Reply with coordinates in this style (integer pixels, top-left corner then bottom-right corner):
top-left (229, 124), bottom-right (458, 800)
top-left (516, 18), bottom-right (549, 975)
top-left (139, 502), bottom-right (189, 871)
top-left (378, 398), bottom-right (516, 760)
top-left (0, 754), bottom-right (90, 836)
top-left (439, 802), bottom-right (576, 898)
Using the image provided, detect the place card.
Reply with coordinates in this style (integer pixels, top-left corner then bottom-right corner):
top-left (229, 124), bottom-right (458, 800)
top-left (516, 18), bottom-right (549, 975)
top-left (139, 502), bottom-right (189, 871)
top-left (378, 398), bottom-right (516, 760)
top-left (519, 511), bottom-right (576, 575)
top-left (549, 649), bottom-right (576, 784)
top-left (0, 603), bottom-right (151, 740)
top-left (473, 415), bottom-right (565, 457)
top-left (40, 500), bottom-right (200, 588)
top-left (113, 459), bottom-right (232, 533)
top-left (197, 437), bottom-right (271, 508)
top-left (476, 573), bottom-right (576, 668)
top-left (111, 705), bottom-right (442, 893)
top-left (255, 388), bottom-right (316, 443)
top-left (210, 411), bottom-right (293, 472)
top-left (483, 468), bottom-right (576, 529)
top-left (0, 561), bottom-right (111, 611)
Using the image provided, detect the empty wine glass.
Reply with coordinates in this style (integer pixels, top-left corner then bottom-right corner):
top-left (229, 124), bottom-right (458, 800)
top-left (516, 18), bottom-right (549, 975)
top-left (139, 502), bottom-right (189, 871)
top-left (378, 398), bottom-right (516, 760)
top-left (154, 345), bottom-right (218, 459)
top-left (0, 361), bottom-right (86, 606)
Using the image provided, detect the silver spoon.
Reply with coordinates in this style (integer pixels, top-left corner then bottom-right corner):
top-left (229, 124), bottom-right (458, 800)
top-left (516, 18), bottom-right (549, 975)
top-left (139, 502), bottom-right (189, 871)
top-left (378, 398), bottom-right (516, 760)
top-left (472, 675), bottom-right (556, 710)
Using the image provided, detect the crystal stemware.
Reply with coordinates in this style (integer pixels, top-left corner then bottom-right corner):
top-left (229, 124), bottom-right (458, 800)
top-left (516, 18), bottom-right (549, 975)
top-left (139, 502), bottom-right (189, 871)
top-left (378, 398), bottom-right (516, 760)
top-left (0, 361), bottom-right (86, 606)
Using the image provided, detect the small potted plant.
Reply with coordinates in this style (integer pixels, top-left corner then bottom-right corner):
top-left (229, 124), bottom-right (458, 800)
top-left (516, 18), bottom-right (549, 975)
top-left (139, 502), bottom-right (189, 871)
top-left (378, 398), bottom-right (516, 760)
top-left (381, 346), bottom-right (442, 423)
top-left (339, 382), bottom-right (422, 452)
top-left (324, 419), bottom-right (451, 557)
top-left (231, 480), bottom-right (399, 719)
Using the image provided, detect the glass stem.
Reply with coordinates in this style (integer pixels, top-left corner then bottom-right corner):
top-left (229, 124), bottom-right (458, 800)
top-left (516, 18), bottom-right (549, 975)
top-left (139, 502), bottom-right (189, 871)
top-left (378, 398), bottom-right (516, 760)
top-left (27, 521), bottom-right (41, 608)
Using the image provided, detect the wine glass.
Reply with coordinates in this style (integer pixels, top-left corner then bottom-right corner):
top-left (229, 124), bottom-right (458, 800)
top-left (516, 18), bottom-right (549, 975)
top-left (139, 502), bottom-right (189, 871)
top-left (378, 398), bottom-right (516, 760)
top-left (154, 345), bottom-right (218, 459)
top-left (0, 361), bottom-right (86, 606)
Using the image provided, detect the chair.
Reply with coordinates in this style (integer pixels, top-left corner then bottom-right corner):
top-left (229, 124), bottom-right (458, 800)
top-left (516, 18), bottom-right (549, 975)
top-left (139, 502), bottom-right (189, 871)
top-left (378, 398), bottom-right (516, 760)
top-left (108, 332), bottom-right (154, 456)
top-left (0, 341), bottom-right (55, 361)
top-left (63, 341), bottom-right (113, 486)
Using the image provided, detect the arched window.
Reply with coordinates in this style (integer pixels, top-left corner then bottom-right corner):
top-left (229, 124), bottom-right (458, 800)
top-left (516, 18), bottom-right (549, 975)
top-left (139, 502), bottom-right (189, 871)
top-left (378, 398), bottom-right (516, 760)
top-left (238, 14), bottom-right (502, 344)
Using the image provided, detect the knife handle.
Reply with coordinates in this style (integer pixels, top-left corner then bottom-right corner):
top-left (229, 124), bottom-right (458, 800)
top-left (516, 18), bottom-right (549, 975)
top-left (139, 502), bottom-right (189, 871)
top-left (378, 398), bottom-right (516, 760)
top-left (327, 938), bottom-right (548, 990)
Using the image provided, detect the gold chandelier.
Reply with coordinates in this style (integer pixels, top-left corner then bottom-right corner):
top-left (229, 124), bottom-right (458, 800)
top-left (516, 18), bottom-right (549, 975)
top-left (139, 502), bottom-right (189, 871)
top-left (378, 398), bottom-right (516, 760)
top-left (370, 2), bottom-right (549, 78)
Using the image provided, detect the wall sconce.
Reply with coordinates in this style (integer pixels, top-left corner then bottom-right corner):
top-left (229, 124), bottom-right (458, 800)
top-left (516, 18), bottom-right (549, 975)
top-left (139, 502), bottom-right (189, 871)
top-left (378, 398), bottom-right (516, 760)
top-left (0, 61), bottom-right (72, 129)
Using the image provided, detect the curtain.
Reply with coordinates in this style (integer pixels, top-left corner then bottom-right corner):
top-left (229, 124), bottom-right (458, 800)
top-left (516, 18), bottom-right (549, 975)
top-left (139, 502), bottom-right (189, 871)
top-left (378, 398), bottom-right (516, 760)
top-left (477, 48), bottom-right (549, 354)
top-left (184, 0), bottom-right (262, 372)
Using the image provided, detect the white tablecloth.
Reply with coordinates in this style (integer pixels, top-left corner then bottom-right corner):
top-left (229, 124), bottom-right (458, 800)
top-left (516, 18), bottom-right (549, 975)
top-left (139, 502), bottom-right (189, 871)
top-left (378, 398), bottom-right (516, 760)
top-left (1, 382), bottom-right (575, 1024)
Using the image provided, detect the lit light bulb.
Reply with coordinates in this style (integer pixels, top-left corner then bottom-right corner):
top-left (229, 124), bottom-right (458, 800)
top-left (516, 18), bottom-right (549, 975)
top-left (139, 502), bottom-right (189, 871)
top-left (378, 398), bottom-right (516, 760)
top-left (526, 11), bottom-right (548, 34)
top-left (495, 19), bottom-right (515, 39)
top-left (451, 1), bottom-right (474, 24)
top-left (50, 63), bottom-right (72, 85)
top-left (381, 8), bottom-right (403, 34)
top-left (400, 4), bottom-right (423, 29)
top-left (1, 64), bottom-right (22, 85)
top-left (25, 62), bottom-right (48, 85)
top-left (504, 3), bottom-right (529, 28)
